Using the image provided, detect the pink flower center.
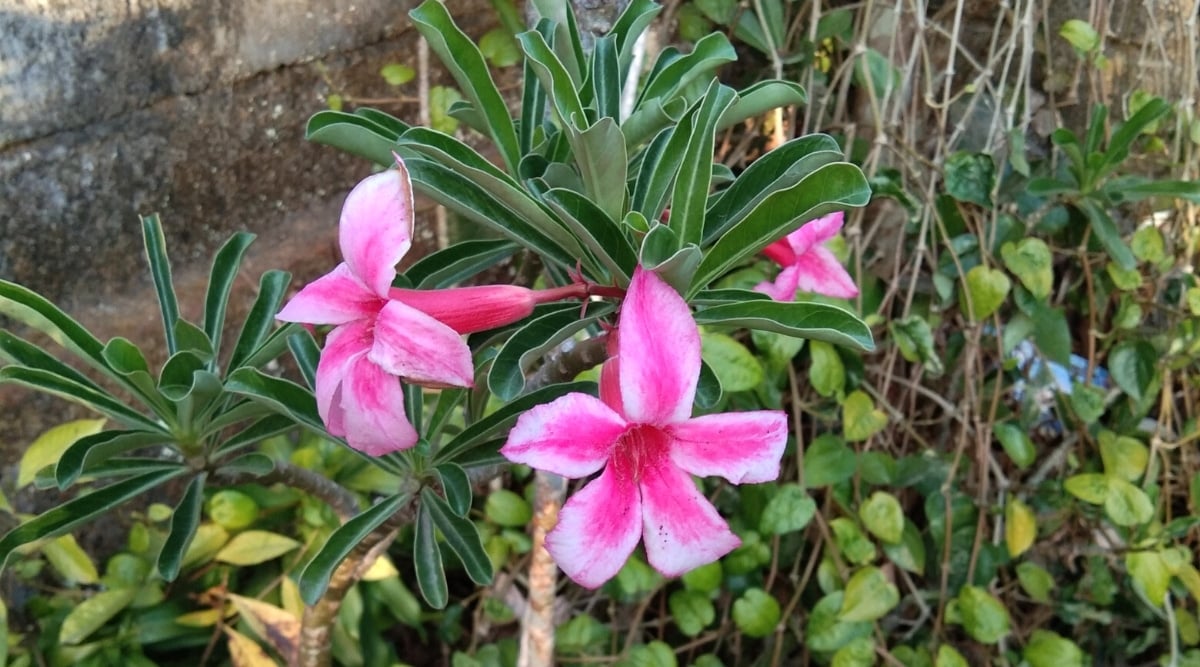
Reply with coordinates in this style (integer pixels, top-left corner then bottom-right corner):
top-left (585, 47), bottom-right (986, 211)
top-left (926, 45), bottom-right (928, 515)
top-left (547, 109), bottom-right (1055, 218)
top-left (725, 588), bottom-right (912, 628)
top-left (611, 424), bottom-right (670, 485)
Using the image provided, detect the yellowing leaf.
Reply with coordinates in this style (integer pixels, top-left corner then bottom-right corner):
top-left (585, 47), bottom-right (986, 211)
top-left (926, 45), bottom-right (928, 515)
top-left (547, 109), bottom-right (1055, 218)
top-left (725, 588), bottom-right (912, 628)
top-left (1126, 551), bottom-right (1170, 606)
top-left (182, 523), bottom-right (230, 568)
top-left (362, 554), bottom-right (400, 581)
top-left (175, 608), bottom-right (225, 627)
top-left (214, 530), bottom-right (299, 566)
top-left (1098, 430), bottom-right (1148, 481)
top-left (859, 492), bottom-right (904, 544)
top-left (18, 419), bottom-right (106, 488)
top-left (839, 566), bottom-right (899, 622)
top-left (224, 626), bottom-right (277, 667)
top-left (280, 576), bottom-right (305, 620)
top-left (1005, 498), bottom-right (1037, 558)
top-left (228, 594), bottom-right (298, 663)
top-left (842, 390), bottom-right (887, 442)
top-left (1176, 564), bottom-right (1200, 603)
top-left (41, 534), bottom-right (99, 584)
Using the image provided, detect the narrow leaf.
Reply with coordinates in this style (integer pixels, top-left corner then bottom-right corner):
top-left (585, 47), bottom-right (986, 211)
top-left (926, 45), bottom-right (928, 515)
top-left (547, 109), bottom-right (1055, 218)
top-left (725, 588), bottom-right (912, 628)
top-left (488, 304), bottom-right (614, 401)
top-left (437, 381), bottom-right (596, 463)
top-left (158, 473), bottom-right (206, 581)
top-left (228, 270), bottom-right (291, 370)
top-left (414, 503), bottom-right (449, 608)
top-left (435, 462), bottom-right (472, 517)
top-left (299, 493), bottom-right (408, 605)
top-left (306, 112), bottom-right (403, 167)
top-left (0, 366), bottom-right (163, 432)
top-left (405, 239), bottom-right (520, 290)
top-left (141, 214), bottom-right (181, 356)
top-left (420, 487), bottom-right (493, 585)
top-left (694, 301), bottom-right (874, 351)
top-left (55, 429), bottom-right (167, 489)
top-left (204, 233), bottom-right (255, 361)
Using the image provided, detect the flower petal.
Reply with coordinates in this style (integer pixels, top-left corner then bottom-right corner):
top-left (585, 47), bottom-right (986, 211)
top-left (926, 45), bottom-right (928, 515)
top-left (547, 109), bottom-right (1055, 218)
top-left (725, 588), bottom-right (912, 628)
top-left (618, 268), bottom-right (700, 425)
top-left (314, 321), bottom-right (374, 436)
top-left (753, 265), bottom-right (801, 302)
top-left (500, 393), bottom-right (626, 478)
top-left (666, 411), bottom-right (788, 484)
top-left (792, 246), bottom-right (859, 299)
top-left (277, 263), bottom-right (381, 325)
top-left (371, 300), bottom-right (475, 388)
top-left (761, 237), bottom-right (795, 267)
top-left (786, 211), bottom-right (844, 257)
top-left (545, 463), bottom-right (642, 589)
top-left (340, 167), bottom-right (414, 297)
top-left (339, 354), bottom-right (419, 455)
top-left (640, 461), bottom-right (740, 577)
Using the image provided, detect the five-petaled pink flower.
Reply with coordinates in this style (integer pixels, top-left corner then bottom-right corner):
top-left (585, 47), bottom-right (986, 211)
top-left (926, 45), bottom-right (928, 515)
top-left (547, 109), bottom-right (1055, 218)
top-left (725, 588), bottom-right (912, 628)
top-left (501, 267), bottom-right (788, 588)
top-left (277, 161), bottom-right (477, 456)
top-left (755, 211), bottom-right (858, 301)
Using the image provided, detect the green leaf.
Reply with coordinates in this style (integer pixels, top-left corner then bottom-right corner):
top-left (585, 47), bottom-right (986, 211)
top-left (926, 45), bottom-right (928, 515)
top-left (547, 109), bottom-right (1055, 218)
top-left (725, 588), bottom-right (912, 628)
top-left (380, 62), bottom-right (415, 85)
top-left (1126, 550), bottom-right (1170, 606)
top-left (943, 152), bottom-right (995, 207)
top-left (489, 303), bottom-right (613, 401)
top-left (859, 492), bottom-right (904, 544)
top-left (228, 270), bottom-right (291, 370)
top-left (731, 588), bottom-right (780, 638)
top-left (832, 637), bottom-right (875, 667)
top-left (804, 435), bottom-right (856, 487)
top-left (299, 493), bottom-right (408, 605)
top-left (17, 418), bottom-right (106, 488)
top-left (0, 331), bottom-right (104, 396)
top-left (621, 641), bottom-right (677, 667)
top-left (957, 585), bottom-right (1010, 644)
top-left (1001, 238), bottom-right (1053, 300)
top-left (437, 381), bottom-right (596, 462)
top-left (1069, 382), bottom-right (1107, 424)
top-left (1064, 473), bottom-right (1110, 504)
top-left (421, 487), bottom-right (493, 586)
top-left (410, 0), bottom-right (520, 172)
top-left (672, 80), bottom-right (737, 249)
top-left (435, 463), bottom-right (472, 517)
top-left (890, 316), bottom-right (943, 376)
top-left (935, 646), bottom-right (969, 667)
top-left (543, 189), bottom-right (637, 282)
top-left (588, 34), bottom-right (620, 121)
top-left (517, 29), bottom-right (586, 129)
top-left (853, 47), bottom-right (901, 98)
top-left (694, 300), bottom-right (873, 352)
top-left (993, 422), bottom-right (1036, 469)
top-left (203, 232), bottom-right (255, 362)
top-left (1024, 630), bottom-right (1085, 667)
top-left (568, 119), bottom-right (630, 242)
top-left (882, 521), bottom-right (926, 575)
top-left (839, 566), bottom-right (899, 622)
top-left (1016, 562), bottom-right (1055, 603)
top-left (0, 279), bottom-right (111, 373)
top-left (1059, 19), bottom-right (1099, 53)
top-left (1102, 97), bottom-right (1170, 177)
top-left (414, 502), bottom-right (449, 609)
top-left (1130, 225), bottom-right (1166, 263)
top-left (842, 390), bottom-right (887, 442)
top-left (806, 591), bottom-right (873, 652)
top-left (40, 534), bottom-right (99, 584)
top-left (808, 339), bottom-right (845, 397)
top-left (55, 429), bottom-right (168, 489)
top-left (429, 85), bottom-right (463, 134)
top-left (158, 474), bottom-right (205, 581)
top-left (59, 588), bottom-right (138, 645)
top-left (1078, 197), bottom-right (1137, 270)
top-left (140, 214), bottom-right (181, 355)
top-left (480, 28), bottom-right (520, 67)
top-left (830, 518), bottom-right (877, 565)
top-left (1104, 477), bottom-right (1154, 526)
top-left (716, 80), bottom-right (807, 133)
top-left (669, 589), bottom-right (715, 637)
top-left (1108, 341), bottom-right (1157, 402)
top-left (0, 366), bottom-right (162, 433)
top-left (225, 368), bottom-right (324, 432)
top-left (1006, 497), bottom-right (1037, 558)
top-left (484, 489), bottom-right (532, 528)
top-left (693, 163), bottom-right (870, 292)
top-left (960, 265), bottom-right (1010, 321)
top-left (214, 530), bottom-right (300, 565)
top-left (406, 239), bottom-right (520, 290)
top-left (700, 332), bottom-right (763, 393)
top-left (759, 484), bottom-right (816, 535)
top-left (0, 468), bottom-right (184, 567)
top-left (638, 32), bottom-right (736, 106)
top-left (1031, 303), bottom-right (1072, 366)
top-left (306, 111), bottom-right (403, 167)
top-left (1098, 430), bottom-right (1148, 481)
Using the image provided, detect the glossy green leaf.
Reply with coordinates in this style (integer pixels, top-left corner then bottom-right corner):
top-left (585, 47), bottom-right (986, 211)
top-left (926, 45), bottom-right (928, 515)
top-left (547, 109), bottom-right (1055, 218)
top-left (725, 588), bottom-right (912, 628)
top-left (215, 452), bottom-right (276, 478)
top-left (944, 151), bottom-right (995, 207)
top-left (669, 589), bottom-right (715, 637)
top-left (543, 188), bottom-right (637, 282)
top-left (299, 493), bottom-right (408, 605)
top-left (1064, 472), bottom-right (1110, 504)
top-left (100, 337), bottom-right (172, 414)
top-left (1016, 561), bottom-right (1055, 603)
top-left (421, 487), bottom-right (493, 585)
top-left (882, 520), bottom-right (926, 575)
top-left (693, 163), bottom-right (870, 291)
top-left (405, 239), bottom-right (520, 290)
top-left (831, 518), bottom-right (877, 565)
top-left (227, 270), bottom-right (291, 372)
top-left (306, 111), bottom-right (403, 166)
top-left (517, 29), bottom-right (586, 130)
top-left (890, 315), bottom-right (943, 376)
top-left (842, 390), bottom-right (887, 442)
top-left (716, 80), bottom-right (806, 133)
top-left (202, 232), bottom-right (255, 362)
top-left (0, 330), bottom-right (104, 394)
top-left (731, 588), bottom-right (780, 638)
top-left (808, 339), bottom-right (845, 397)
top-left (54, 429), bottom-right (167, 489)
top-left (225, 367), bottom-right (324, 433)
top-left (140, 214), bottom-right (181, 355)
top-left (957, 585), bottom-right (1010, 644)
top-left (1109, 340), bottom-right (1157, 402)
top-left (488, 304), bottom-right (613, 401)
top-left (414, 502), bottom-right (449, 609)
top-left (0, 279), bottom-right (111, 373)
top-left (0, 365), bottom-right (162, 432)
top-left (1101, 97), bottom-right (1170, 177)
top-left (0, 468), bottom-right (184, 567)
top-left (672, 80), bottom-right (737, 249)
top-left (410, 0), bottom-right (520, 172)
top-left (960, 265), bottom-right (1010, 321)
top-left (839, 566), bottom-right (899, 622)
top-left (759, 484), bottom-right (816, 535)
top-left (806, 591), bottom-right (873, 652)
top-left (610, 0), bottom-right (661, 76)
top-left (574, 118), bottom-right (629, 225)
top-left (694, 359), bottom-right (723, 409)
top-left (435, 462), bottom-right (472, 517)
top-left (804, 435), bottom-right (856, 487)
top-left (700, 332), bottom-right (763, 393)
top-left (637, 32), bottom-right (736, 106)
top-left (589, 35), bottom-right (620, 120)
top-left (993, 422), bottom-right (1036, 469)
top-left (158, 473), bottom-right (205, 581)
top-left (1059, 19), bottom-right (1099, 53)
top-left (1126, 550), bottom-right (1170, 606)
top-left (693, 300), bottom-right (873, 352)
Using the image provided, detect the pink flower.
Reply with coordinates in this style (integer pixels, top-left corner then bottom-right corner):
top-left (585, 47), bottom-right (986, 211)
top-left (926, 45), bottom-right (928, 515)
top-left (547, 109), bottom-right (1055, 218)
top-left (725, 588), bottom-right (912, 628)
top-left (500, 267), bottom-right (788, 588)
top-left (277, 161), bottom-right (476, 456)
top-left (755, 212), bottom-right (858, 301)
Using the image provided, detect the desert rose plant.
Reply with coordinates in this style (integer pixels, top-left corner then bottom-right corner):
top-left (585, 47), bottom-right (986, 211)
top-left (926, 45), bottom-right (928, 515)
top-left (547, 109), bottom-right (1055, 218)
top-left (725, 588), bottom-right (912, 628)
top-left (0, 1), bottom-right (872, 665)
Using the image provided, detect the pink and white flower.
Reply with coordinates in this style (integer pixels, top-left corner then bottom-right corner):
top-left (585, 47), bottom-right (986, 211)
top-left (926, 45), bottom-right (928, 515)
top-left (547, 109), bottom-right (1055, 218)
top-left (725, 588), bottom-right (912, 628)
top-left (277, 161), bottom-right (476, 456)
top-left (501, 267), bottom-right (788, 588)
top-left (755, 212), bottom-right (858, 301)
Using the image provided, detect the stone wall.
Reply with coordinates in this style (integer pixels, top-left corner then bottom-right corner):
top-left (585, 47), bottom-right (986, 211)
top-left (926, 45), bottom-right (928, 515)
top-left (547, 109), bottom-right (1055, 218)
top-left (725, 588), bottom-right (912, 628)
top-left (0, 0), bottom-right (498, 459)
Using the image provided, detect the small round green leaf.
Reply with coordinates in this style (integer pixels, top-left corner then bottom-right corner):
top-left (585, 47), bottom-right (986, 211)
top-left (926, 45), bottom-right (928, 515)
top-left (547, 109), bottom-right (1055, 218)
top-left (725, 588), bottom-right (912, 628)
top-left (831, 637), bottom-right (875, 667)
top-left (380, 63), bottom-right (415, 86)
top-left (804, 435), bottom-right (857, 487)
top-left (484, 489), bottom-right (532, 528)
top-left (1025, 630), bottom-right (1084, 667)
top-left (760, 484), bottom-right (817, 536)
top-left (1098, 430), bottom-right (1149, 481)
top-left (1108, 341), bottom-right (1157, 402)
top-left (957, 585), bottom-right (1010, 644)
top-left (732, 588), bottom-right (780, 638)
top-left (960, 265), bottom-right (1010, 321)
top-left (669, 589), bottom-right (715, 637)
top-left (839, 566), bottom-right (899, 622)
top-left (1016, 562), bottom-right (1055, 603)
top-left (1059, 19), bottom-right (1099, 53)
top-left (830, 518), bottom-right (877, 565)
top-left (859, 491), bottom-right (904, 544)
top-left (1104, 478), bottom-right (1154, 526)
top-left (842, 390), bottom-right (887, 442)
top-left (681, 561), bottom-right (723, 594)
top-left (806, 591), bottom-right (873, 653)
top-left (808, 340), bottom-right (845, 397)
top-left (701, 332), bottom-right (764, 392)
top-left (1001, 238), bottom-right (1053, 300)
